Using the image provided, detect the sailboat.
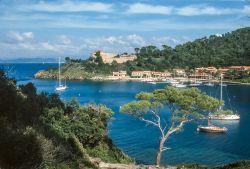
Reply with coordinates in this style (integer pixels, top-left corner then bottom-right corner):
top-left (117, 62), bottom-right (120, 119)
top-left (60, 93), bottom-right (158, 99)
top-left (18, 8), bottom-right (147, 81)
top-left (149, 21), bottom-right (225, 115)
top-left (172, 83), bottom-right (187, 88)
top-left (204, 75), bottom-right (214, 86)
top-left (197, 122), bottom-right (227, 133)
top-left (209, 74), bottom-right (240, 120)
top-left (56, 57), bottom-right (67, 91)
top-left (189, 75), bottom-right (201, 87)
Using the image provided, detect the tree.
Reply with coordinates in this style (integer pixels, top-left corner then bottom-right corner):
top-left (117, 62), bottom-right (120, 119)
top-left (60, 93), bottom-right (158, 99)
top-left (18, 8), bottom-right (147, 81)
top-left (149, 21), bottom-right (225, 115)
top-left (65, 57), bottom-right (71, 64)
top-left (120, 87), bottom-right (222, 166)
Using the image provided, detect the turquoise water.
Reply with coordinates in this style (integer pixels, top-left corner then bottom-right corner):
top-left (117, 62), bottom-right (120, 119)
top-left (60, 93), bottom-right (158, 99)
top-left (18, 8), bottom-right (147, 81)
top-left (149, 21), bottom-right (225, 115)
top-left (2, 63), bottom-right (250, 166)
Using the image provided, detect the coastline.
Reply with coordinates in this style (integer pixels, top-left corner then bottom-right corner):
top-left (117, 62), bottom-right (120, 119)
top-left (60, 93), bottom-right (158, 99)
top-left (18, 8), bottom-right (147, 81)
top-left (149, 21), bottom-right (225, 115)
top-left (34, 74), bottom-right (250, 85)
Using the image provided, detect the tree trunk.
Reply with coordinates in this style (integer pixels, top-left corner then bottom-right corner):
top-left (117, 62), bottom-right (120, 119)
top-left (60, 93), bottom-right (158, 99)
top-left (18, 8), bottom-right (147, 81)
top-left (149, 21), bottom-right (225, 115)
top-left (156, 138), bottom-right (165, 166)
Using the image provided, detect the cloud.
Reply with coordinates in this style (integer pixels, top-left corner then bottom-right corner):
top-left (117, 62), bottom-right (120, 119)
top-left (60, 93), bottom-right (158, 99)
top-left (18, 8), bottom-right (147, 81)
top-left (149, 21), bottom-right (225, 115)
top-left (7, 31), bottom-right (34, 41)
top-left (82, 34), bottom-right (185, 54)
top-left (58, 35), bottom-right (72, 45)
top-left (126, 3), bottom-right (250, 16)
top-left (176, 5), bottom-right (235, 16)
top-left (1, 32), bottom-right (186, 58)
top-left (19, 1), bottom-right (114, 13)
top-left (152, 36), bottom-right (189, 47)
top-left (243, 5), bottom-right (250, 14)
top-left (127, 3), bottom-right (173, 14)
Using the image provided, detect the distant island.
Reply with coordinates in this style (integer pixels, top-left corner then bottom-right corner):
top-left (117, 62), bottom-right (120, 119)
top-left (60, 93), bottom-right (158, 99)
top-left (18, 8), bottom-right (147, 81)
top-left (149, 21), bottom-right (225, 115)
top-left (0, 57), bottom-right (58, 63)
top-left (34, 27), bottom-right (250, 83)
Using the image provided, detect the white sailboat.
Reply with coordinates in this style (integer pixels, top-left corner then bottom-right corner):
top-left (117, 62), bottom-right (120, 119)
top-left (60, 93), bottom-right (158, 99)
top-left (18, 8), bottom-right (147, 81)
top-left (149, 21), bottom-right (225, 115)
top-left (204, 75), bottom-right (214, 86)
top-left (56, 57), bottom-right (67, 91)
top-left (189, 75), bottom-right (201, 87)
top-left (209, 74), bottom-right (240, 120)
top-left (172, 83), bottom-right (187, 88)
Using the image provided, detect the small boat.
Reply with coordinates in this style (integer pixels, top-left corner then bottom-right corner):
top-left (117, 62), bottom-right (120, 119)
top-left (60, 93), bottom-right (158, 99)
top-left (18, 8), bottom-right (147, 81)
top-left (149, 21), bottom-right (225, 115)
top-left (169, 80), bottom-right (179, 84)
top-left (198, 113), bottom-right (227, 133)
top-left (197, 125), bottom-right (227, 133)
top-left (209, 74), bottom-right (240, 120)
top-left (56, 85), bottom-right (67, 91)
top-left (141, 79), bottom-right (152, 82)
top-left (204, 82), bottom-right (214, 86)
top-left (56, 57), bottom-right (67, 91)
top-left (189, 76), bottom-right (201, 86)
top-left (172, 83), bottom-right (187, 88)
top-left (148, 81), bottom-right (156, 84)
top-left (189, 83), bottom-right (200, 87)
top-left (209, 113), bottom-right (240, 120)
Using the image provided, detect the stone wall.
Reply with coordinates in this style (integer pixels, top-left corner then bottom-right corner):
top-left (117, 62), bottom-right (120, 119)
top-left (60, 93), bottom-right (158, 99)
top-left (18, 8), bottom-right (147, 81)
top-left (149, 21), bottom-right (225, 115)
top-left (91, 51), bottom-right (136, 64)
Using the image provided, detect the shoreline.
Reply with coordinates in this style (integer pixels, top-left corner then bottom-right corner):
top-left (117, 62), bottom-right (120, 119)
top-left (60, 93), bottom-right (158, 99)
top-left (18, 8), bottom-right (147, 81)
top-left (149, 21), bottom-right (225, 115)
top-left (34, 76), bottom-right (250, 86)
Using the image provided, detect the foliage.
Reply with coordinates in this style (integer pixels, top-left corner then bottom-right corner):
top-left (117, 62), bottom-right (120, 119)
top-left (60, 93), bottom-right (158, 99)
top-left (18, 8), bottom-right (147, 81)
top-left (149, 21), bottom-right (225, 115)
top-left (240, 77), bottom-right (250, 83)
top-left (41, 104), bottom-right (113, 147)
top-left (0, 70), bottom-right (131, 169)
top-left (86, 138), bottom-right (132, 164)
top-left (121, 87), bottom-right (222, 121)
top-left (224, 70), bottom-right (250, 80)
top-left (0, 124), bottom-right (43, 169)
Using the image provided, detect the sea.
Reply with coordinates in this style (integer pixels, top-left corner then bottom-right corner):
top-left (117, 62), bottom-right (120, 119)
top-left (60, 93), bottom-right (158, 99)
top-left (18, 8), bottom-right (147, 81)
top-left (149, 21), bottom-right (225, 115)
top-left (2, 63), bottom-right (250, 166)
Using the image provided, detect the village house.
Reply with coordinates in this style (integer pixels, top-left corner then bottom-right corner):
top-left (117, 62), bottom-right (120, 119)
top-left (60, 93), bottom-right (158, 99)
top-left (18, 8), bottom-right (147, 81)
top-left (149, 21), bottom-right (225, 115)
top-left (195, 67), bottom-right (217, 74)
top-left (131, 71), bottom-right (153, 78)
top-left (217, 68), bottom-right (230, 75)
top-left (173, 69), bottom-right (186, 77)
top-left (229, 66), bottom-right (250, 71)
top-left (131, 71), bottom-right (172, 78)
top-left (189, 72), bottom-right (209, 79)
top-left (131, 71), bottom-right (145, 78)
top-left (151, 71), bottom-right (172, 78)
top-left (112, 71), bottom-right (127, 77)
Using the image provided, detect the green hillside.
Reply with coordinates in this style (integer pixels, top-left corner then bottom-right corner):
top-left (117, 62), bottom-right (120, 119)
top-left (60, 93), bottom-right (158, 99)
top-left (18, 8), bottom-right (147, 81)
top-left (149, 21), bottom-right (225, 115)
top-left (35, 27), bottom-right (250, 79)
top-left (0, 70), bottom-right (132, 169)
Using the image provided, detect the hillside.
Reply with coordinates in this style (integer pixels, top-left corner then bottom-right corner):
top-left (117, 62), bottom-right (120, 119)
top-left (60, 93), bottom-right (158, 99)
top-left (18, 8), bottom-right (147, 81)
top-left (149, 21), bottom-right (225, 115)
top-left (35, 27), bottom-right (250, 79)
top-left (0, 70), bottom-right (132, 169)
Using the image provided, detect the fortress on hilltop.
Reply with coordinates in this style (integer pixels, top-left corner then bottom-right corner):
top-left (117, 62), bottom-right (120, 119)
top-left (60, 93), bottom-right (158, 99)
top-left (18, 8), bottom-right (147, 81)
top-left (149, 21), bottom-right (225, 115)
top-left (91, 50), bottom-right (137, 64)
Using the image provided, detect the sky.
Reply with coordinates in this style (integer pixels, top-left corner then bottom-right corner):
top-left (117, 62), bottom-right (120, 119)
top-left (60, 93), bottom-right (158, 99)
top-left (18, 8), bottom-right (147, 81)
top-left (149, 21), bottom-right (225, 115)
top-left (0, 0), bottom-right (249, 60)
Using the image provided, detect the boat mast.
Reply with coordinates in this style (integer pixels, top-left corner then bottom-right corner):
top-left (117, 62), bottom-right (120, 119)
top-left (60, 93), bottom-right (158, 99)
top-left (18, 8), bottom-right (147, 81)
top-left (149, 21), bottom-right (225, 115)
top-left (58, 57), bottom-right (61, 86)
top-left (220, 73), bottom-right (223, 110)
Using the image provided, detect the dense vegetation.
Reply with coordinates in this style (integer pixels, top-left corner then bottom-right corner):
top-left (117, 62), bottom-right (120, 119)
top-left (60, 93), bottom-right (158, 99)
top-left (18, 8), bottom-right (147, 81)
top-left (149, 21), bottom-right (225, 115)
top-left (36, 27), bottom-right (250, 79)
top-left (68, 27), bottom-right (250, 73)
top-left (225, 69), bottom-right (250, 83)
top-left (0, 70), bottom-right (131, 169)
top-left (126, 27), bottom-right (250, 70)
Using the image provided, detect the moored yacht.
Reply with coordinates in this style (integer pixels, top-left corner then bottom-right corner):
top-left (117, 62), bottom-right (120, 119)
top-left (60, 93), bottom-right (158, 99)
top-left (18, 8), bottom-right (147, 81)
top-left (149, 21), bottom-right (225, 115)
top-left (197, 125), bottom-right (227, 133)
top-left (56, 57), bottom-right (68, 91)
top-left (172, 83), bottom-right (187, 88)
top-left (204, 75), bottom-right (214, 86)
top-left (209, 113), bottom-right (240, 120)
top-left (208, 74), bottom-right (240, 120)
top-left (189, 76), bottom-right (202, 86)
top-left (204, 82), bottom-right (214, 86)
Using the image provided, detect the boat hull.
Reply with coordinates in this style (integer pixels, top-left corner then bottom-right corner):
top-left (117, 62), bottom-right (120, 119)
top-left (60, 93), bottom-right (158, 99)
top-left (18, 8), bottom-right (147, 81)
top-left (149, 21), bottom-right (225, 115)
top-left (56, 85), bottom-right (67, 91)
top-left (189, 83), bottom-right (200, 87)
top-left (209, 115), bottom-right (240, 120)
top-left (197, 126), bottom-right (227, 133)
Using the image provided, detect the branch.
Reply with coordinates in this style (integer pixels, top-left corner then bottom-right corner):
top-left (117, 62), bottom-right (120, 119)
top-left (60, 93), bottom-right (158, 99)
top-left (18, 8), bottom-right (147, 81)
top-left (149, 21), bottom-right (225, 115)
top-left (140, 118), bottom-right (158, 127)
top-left (162, 147), bottom-right (171, 151)
top-left (151, 110), bottom-right (160, 123)
top-left (151, 110), bottom-right (165, 137)
top-left (169, 119), bottom-right (191, 135)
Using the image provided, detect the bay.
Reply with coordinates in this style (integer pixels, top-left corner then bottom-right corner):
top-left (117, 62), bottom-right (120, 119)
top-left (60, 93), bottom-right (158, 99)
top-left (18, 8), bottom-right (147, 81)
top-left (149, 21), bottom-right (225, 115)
top-left (2, 63), bottom-right (250, 166)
